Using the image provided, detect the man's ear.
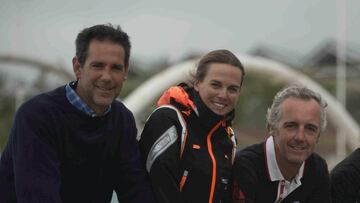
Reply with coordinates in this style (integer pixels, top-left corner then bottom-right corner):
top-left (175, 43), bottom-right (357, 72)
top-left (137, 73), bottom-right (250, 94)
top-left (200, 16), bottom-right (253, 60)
top-left (123, 66), bottom-right (129, 80)
top-left (72, 57), bottom-right (81, 80)
top-left (268, 124), bottom-right (275, 136)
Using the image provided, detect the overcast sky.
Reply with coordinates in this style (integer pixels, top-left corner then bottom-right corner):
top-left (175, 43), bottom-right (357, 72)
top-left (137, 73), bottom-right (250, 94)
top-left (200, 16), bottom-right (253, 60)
top-left (1, 0), bottom-right (359, 71)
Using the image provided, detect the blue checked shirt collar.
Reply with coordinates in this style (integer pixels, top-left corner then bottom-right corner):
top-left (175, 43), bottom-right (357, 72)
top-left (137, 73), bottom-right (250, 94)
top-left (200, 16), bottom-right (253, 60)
top-left (65, 81), bottom-right (111, 117)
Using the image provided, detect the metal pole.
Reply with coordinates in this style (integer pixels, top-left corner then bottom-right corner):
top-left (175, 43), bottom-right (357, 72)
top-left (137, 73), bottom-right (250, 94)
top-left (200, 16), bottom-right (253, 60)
top-left (336, 0), bottom-right (347, 160)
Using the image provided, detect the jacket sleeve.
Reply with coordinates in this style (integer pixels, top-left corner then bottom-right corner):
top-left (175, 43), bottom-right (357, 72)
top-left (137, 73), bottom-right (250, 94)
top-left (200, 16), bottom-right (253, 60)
top-left (307, 157), bottom-right (332, 203)
top-left (330, 149), bottom-right (360, 203)
top-left (114, 109), bottom-right (155, 203)
top-left (139, 108), bottom-right (185, 203)
top-left (2, 104), bottom-right (62, 202)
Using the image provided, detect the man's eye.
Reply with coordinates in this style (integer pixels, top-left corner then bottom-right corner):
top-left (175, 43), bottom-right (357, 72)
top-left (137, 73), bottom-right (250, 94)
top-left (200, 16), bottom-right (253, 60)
top-left (211, 83), bottom-right (220, 88)
top-left (306, 126), bottom-right (318, 133)
top-left (92, 63), bottom-right (104, 69)
top-left (228, 87), bottom-right (239, 94)
top-left (113, 65), bottom-right (124, 71)
top-left (284, 124), bottom-right (296, 129)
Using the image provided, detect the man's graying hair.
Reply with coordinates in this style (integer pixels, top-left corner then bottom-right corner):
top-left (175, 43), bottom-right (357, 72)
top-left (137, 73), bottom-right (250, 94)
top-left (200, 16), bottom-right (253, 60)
top-left (266, 85), bottom-right (328, 133)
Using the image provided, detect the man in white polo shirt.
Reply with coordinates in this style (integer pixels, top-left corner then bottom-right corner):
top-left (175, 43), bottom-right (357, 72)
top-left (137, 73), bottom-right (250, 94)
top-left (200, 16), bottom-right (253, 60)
top-left (232, 85), bottom-right (331, 203)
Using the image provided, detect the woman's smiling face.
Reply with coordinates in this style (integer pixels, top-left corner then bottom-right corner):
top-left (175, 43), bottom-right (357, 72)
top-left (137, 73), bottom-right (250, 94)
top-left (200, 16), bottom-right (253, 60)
top-left (194, 63), bottom-right (243, 116)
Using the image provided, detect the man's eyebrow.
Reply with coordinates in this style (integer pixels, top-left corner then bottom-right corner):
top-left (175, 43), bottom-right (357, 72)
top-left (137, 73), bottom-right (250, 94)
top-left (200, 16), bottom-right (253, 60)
top-left (306, 123), bottom-right (319, 128)
top-left (113, 64), bottom-right (124, 68)
top-left (90, 61), bottom-right (105, 65)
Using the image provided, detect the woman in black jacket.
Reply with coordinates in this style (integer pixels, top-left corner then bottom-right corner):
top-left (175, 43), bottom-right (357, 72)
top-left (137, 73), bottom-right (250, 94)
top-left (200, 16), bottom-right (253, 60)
top-left (139, 49), bottom-right (245, 203)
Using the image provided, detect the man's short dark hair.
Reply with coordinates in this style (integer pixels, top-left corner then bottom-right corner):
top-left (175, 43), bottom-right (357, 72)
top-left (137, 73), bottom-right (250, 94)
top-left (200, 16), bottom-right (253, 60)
top-left (75, 23), bottom-right (131, 67)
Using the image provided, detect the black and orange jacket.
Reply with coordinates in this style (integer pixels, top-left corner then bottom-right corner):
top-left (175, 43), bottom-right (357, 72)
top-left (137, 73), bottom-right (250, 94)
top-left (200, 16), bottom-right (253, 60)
top-left (139, 83), bottom-right (237, 203)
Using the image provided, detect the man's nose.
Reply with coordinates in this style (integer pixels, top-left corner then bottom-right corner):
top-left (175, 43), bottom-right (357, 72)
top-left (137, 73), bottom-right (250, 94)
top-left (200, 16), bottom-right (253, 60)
top-left (294, 127), bottom-right (306, 141)
top-left (100, 67), bottom-right (112, 81)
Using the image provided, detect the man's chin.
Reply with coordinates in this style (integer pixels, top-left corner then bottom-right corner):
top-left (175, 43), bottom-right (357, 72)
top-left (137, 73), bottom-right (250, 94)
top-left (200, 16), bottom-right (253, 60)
top-left (287, 156), bottom-right (306, 166)
top-left (94, 98), bottom-right (114, 107)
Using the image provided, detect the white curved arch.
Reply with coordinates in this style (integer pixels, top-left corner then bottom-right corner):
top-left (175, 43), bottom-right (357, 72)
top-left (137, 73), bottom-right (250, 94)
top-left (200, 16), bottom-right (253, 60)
top-left (124, 54), bottom-right (360, 150)
top-left (0, 55), bottom-right (74, 82)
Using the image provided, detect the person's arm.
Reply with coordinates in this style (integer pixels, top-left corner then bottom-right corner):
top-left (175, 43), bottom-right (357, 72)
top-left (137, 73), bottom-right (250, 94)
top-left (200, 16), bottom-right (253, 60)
top-left (330, 151), bottom-right (360, 203)
top-left (9, 105), bottom-right (62, 202)
top-left (114, 110), bottom-right (154, 203)
top-left (331, 170), bottom-right (359, 203)
top-left (307, 158), bottom-right (332, 203)
top-left (139, 108), bottom-right (185, 203)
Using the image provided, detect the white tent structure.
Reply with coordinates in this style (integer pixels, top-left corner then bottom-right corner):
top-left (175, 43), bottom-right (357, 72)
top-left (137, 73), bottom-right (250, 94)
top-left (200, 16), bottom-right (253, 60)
top-left (124, 54), bottom-right (360, 163)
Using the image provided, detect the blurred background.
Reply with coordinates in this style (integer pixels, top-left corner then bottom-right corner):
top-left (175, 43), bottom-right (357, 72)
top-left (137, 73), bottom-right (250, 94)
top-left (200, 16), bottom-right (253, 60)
top-left (1, 0), bottom-right (360, 181)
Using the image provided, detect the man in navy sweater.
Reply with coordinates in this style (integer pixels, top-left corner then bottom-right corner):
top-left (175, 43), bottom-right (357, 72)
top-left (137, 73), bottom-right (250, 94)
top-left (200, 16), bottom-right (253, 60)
top-left (0, 24), bottom-right (154, 202)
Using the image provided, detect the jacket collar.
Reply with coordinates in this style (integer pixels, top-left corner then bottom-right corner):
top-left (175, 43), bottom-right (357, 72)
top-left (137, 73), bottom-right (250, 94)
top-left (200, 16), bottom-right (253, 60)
top-left (157, 83), bottom-right (235, 128)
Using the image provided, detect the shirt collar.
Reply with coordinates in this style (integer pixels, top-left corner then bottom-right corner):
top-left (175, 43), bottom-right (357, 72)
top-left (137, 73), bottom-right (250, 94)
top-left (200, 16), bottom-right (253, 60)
top-left (65, 81), bottom-right (111, 117)
top-left (265, 136), bottom-right (305, 201)
top-left (265, 136), bottom-right (305, 182)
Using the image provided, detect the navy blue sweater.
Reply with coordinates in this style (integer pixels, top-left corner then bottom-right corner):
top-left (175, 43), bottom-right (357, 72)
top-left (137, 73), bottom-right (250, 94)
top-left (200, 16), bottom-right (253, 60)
top-left (0, 86), bottom-right (153, 202)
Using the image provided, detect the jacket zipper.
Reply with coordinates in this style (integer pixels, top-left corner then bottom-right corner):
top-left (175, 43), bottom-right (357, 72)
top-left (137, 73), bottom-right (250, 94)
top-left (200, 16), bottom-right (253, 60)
top-left (206, 120), bottom-right (224, 203)
top-left (179, 170), bottom-right (188, 192)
